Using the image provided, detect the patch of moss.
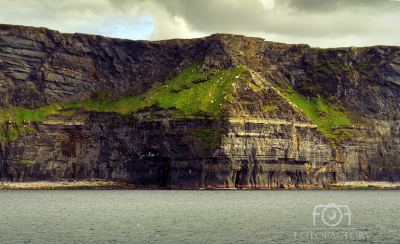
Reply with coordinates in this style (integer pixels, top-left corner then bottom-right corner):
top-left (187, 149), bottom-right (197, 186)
top-left (61, 108), bottom-right (78, 117)
top-left (19, 161), bottom-right (31, 167)
top-left (247, 81), bottom-right (262, 91)
top-left (311, 51), bottom-right (375, 78)
top-left (9, 103), bottom-right (63, 124)
top-left (0, 123), bottom-right (37, 146)
top-left (278, 83), bottom-right (353, 145)
top-left (299, 84), bottom-right (323, 93)
top-left (313, 56), bottom-right (353, 74)
top-left (0, 123), bottom-right (22, 145)
top-left (186, 127), bottom-right (226, 149)
top-left (357, 47), bottom-right (371, 53)
top-left (263, 105), bottom-right (278, 112)
top-left (330, 128), bottom-right (355, 143)
top-left (355, 57), bottom-right (375, 75)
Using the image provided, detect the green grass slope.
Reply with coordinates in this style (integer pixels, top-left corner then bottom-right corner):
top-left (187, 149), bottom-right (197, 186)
top-left (276, 83), bottom-right (359, 147)
top-left (0, 62), bottom-right (250, 144)
top-left (0, 60), bottom-right (365, 147)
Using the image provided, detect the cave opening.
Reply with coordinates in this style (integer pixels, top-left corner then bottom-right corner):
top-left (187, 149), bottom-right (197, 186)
top-left (158, 158), bottom-right (171, 187)
top-left (235, 170), bottom-right (241, 188)
top-left (159, 166), bottom-right (170, 187)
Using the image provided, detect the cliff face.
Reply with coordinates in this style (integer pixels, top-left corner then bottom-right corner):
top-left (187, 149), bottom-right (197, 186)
top-left (1, 24), bottom-right (400, 188)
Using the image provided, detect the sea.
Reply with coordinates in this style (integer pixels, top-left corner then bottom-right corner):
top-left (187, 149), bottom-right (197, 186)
top-left (0, 189), bottom-right (399, 243)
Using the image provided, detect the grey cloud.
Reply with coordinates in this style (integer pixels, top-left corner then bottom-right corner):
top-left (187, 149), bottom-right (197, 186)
top-left (0, 0), bottom-right (399, 47)
top-left (144, 0), bottom-right (399, 40)
top-left (276, 0), bottom-right (399, 13)
top-left (151, 0), bottom-right (267, 32)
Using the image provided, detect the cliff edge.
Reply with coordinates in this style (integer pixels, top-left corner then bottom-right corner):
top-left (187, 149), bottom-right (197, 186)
top-left (1, 24), bottom-right (399, 188)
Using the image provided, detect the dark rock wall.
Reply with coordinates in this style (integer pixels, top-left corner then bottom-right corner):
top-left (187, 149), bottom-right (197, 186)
top-left (0, 112), bottom-right (333, 188)
top-left (0, 24), bottom-right (309, 107)
top-left (1, 24), bottom-right (400, 187)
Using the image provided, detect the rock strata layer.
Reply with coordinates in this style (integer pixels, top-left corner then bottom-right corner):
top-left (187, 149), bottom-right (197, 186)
top-left (1, 24), bottom-right (400, 188)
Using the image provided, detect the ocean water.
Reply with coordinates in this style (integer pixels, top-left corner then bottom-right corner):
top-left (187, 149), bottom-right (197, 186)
top-left (0, 190), bottom-right (399, 243)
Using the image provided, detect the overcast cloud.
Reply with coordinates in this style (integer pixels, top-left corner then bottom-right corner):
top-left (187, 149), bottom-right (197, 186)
top-left (0, 0), bottom-right (399, 47)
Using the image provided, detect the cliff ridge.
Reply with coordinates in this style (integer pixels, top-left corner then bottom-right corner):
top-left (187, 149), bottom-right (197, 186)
top-left (1, 24), bottom-right (400, 188)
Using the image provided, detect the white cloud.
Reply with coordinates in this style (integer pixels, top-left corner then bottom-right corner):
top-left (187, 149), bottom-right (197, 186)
top-left (0, 0), bottom-right (156, 40)
top-left (259, 0), bottom-right (275, 10)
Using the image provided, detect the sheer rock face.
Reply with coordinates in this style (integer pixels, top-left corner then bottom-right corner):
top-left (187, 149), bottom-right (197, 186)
top-left (1, 24), bottom-right (400, 188)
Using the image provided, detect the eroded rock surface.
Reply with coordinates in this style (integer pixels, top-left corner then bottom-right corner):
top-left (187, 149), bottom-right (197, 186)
top-left (1, 24), bottom-right (400, 188)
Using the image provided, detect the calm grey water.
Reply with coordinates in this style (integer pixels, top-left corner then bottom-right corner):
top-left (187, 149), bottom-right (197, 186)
top-left (0, 190), bottom-right (399, 243)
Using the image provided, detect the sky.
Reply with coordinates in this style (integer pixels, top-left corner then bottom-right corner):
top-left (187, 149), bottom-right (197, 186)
top-left (0, 0), bottom-right (399, 47)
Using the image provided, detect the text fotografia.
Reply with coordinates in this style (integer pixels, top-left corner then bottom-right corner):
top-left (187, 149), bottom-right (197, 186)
top-left (294, 203), bottom-right (370, 240)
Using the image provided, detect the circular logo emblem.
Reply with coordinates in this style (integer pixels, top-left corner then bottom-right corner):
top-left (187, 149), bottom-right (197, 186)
top-left (322, 205), bottom-right (343, 227)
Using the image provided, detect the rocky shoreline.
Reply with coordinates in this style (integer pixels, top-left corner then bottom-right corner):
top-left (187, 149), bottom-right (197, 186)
top-left (1, 180), bottom-right (400, 190)
top-left (0, 180), bottom-right (127, 190)
top-left (329, 181), bottom-right (400, 189)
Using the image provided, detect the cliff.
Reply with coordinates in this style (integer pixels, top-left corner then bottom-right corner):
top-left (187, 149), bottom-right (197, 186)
top-left (1, 24), bottom-right (399, 188)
